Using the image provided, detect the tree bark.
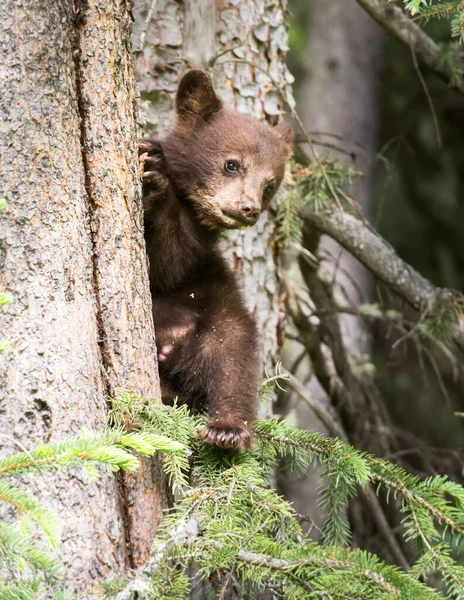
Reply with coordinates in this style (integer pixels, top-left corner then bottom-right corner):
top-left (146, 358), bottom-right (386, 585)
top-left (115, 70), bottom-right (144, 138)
top-left (75, 0), bottom-right (166, 569)
top-left (133, 0), bottom-right (294, 416)
top-left (0, 0), bottom-right (163, 592)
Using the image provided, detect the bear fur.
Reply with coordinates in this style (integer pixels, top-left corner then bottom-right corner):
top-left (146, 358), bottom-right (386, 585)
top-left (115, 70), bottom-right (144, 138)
top-left (139, 70), bottom-right (293, 450)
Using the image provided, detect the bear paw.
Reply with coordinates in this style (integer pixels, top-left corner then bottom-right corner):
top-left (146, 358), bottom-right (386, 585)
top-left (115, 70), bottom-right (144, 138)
top-left (138, 140), bottom-right (169, 195)
top-left (198, 421), bottom-right (253, 451)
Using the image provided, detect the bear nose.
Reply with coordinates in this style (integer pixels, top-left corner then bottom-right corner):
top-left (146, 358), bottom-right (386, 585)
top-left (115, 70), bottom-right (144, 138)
top-left (240, 198), bottom-right (260, 220)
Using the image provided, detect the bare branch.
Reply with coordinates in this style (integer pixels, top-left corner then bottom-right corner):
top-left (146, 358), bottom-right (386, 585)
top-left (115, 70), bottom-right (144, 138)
top-left (363, 486), bottom-right (410, 572)
top-left (355, 0), bottom-right (464, 96)
top-left (300, 204), bottom-right (464, 352)
top-left (286, 372), bottom-right (348, 441)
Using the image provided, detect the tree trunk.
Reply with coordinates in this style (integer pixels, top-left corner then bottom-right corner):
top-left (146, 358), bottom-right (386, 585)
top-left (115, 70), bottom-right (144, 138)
top-left (0, 0), bottom-right (163, 593)
top-left (281, 0), bottom-right (385, 530)
top-left (301, 0), bottom-right (385, 349)
top-left (133, 0), bottom-right (294, 416)
top-left (0, 0), bottom-right (293, 593)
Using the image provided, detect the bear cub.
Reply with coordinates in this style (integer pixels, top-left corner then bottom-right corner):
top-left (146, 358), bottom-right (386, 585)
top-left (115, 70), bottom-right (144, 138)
top-left (139, 70), bottom-right (293, 450)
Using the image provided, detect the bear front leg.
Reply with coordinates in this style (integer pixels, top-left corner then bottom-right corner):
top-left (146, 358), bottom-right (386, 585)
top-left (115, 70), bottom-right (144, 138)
top-left (197, 307), bottom-right (261, 451)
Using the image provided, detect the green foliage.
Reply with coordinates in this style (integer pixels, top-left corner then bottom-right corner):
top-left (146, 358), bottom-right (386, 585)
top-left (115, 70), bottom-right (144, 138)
top-left (275, 188), bottom-right (302, 245)
top-left (105, 392), bottom-right (464, 600)
top-left (3, 393), bottom-right (464, 598)
top-left (109, 391), bottom-right (196, 494)
top-left (275, 161), bottom-right (357, 247)
top-left (418, 292), bottom-right (462, 345)
top-left (300, 160), bottom-right (358, 211)
top-left (101, 580), bottom-right (128, 596)
top-left (439, 41), bottom-right (464, 86)
top-left (402, 0), bottom-right (464, 41)
top-left (0, 429), bottom-right (185, 599)
top-left (0, 293), bottom-right (12, 307)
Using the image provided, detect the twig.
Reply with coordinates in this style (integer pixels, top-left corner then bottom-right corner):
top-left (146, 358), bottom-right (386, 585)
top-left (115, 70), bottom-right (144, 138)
top-left (355, 0), bottom-right (464, 96)
top-left (286, 372), bottom-right (347, 441)
top-left (363, 486), bottom-right (410, 572)
top-left (136, 0), bottom-right (158, 54)
top-left (300, 204), bottom-right (464, 353)
top-left (410, 38), bottom-right (442, 149)
top-left (391, 304), bottom-right (430, 351)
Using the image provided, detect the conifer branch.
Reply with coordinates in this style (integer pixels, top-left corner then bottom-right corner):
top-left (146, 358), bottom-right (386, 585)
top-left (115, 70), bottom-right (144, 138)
top-left (0, 428), bottom-right (187, 597)
top-left (355, 0), bottom-right (464, 96)
top-left (2, 394), bottom-right (463, 599)
top-left (300, 203), bottom-right (464, 353)
top-left (106, 396), bottom-right (464, 600)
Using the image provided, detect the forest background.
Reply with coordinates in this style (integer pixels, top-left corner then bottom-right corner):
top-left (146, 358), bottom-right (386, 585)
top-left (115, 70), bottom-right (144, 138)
top-left (1, 0), bottom-right (464, 598)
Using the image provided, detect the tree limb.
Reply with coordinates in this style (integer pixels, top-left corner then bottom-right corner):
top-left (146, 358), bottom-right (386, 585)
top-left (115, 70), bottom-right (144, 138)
top-left (116, 517), bottom-right (401, 599)
top-left (286, 372), bottom-right (348, 441)
top-left (355, 0), bottom-right (464, 97)
top-left (300, 204), bottom-right (464, 353)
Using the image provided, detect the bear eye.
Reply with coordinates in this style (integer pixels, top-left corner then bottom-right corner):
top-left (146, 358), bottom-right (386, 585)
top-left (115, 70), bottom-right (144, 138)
top-left (264, 182), bottom-right (276, 197)
top-left (224, 160), bottom-right (240, 174)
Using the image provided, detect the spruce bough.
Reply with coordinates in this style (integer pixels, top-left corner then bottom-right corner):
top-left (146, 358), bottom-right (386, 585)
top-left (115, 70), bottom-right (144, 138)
top-left (1, 388), bottom-right (464, 598)
top-left (106, 391), bottom-right (464, 600)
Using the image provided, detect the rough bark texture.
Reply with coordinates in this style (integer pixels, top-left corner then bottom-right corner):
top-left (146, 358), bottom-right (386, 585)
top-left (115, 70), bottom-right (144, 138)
top-left (0, 1), bottom-right (127, 591)
top-left (133, 0), bottom-right (294, 415)
top-left (76, 0), bottom-right (165, 567)
top-left (0, 0), bottom-right (163, 592)
top-left (77, 0), bottom-right (160, 403)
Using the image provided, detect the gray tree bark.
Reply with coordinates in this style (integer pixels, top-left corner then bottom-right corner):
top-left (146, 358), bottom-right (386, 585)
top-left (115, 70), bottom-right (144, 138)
top-left (301, 0), bottom-right (385, 349)
top-left (0, 0), bottom-right (163, 593)
top-left (133, 0), bottom-right (294, 416)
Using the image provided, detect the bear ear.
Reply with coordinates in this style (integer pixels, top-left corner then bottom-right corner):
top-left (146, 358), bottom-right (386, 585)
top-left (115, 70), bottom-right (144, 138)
top-left (274, 120), bottom-right (294, 147)
top-left (175, 70), bottom-right (223, 126)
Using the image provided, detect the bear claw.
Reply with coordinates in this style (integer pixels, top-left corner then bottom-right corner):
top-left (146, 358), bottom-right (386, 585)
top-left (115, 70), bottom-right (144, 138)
top-left (198, 423), bottom-right (252, 450)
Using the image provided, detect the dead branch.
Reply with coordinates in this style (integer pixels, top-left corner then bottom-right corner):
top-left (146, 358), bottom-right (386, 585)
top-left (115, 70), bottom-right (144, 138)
top-left (355, 0), bottom-right (464, 97)
top-left (286, 372), bottom-right (348, 441)
top-left (300, 204), bottom-right (464, 353)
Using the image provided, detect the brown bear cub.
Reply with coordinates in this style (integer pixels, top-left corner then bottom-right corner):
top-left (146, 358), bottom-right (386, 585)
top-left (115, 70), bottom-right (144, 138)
top-left (139, 70), bottom-right (293, 450)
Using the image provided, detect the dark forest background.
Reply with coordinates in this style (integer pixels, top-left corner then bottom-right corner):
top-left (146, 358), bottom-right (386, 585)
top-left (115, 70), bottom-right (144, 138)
top-left (282, 0), bottom-right (464, 556)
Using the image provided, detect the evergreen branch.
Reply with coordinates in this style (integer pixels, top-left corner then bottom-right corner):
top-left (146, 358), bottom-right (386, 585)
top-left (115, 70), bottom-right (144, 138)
top-left (366, 462), bottom-right (464, 594)
top-left (233, 548), bottom-right (400, 596)
top-left (115, 506), bottom-right (439, 600)
top-left (300, 203), bottom-right (464, 352)
top-left (0, 429), bottom-right (184, 478)
top-left (369, 466), bottom-right (464, 540)
top-left (410, 2), bottom-right (462, 20)
top-left (107, 401), bottom-right (448, 598)
top-left (0, 482), bottom-right (60, 549)
top-left (0, 523), bottom-right (63, 580)
top-left (258, 420), bottom-right (464, 538)
top-left (0, 428), bottom-right (187, 597)
top-left (407, 500), bottom-right (464, 596)
top-left (0, 580), bottom-right (43, 600)
top-left (355, 0), bottom-right (464, 95)
top-left (5, 395), bottom-right (460, 599)
top-left (255, 420), bottom-right (464, 581)
top-left (275, 188), bottom-right (302, 246)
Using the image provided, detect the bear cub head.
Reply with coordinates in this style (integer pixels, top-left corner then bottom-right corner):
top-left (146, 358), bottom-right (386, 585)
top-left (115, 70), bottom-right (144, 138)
top-left (161, 70), bottom-right (294, 230)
